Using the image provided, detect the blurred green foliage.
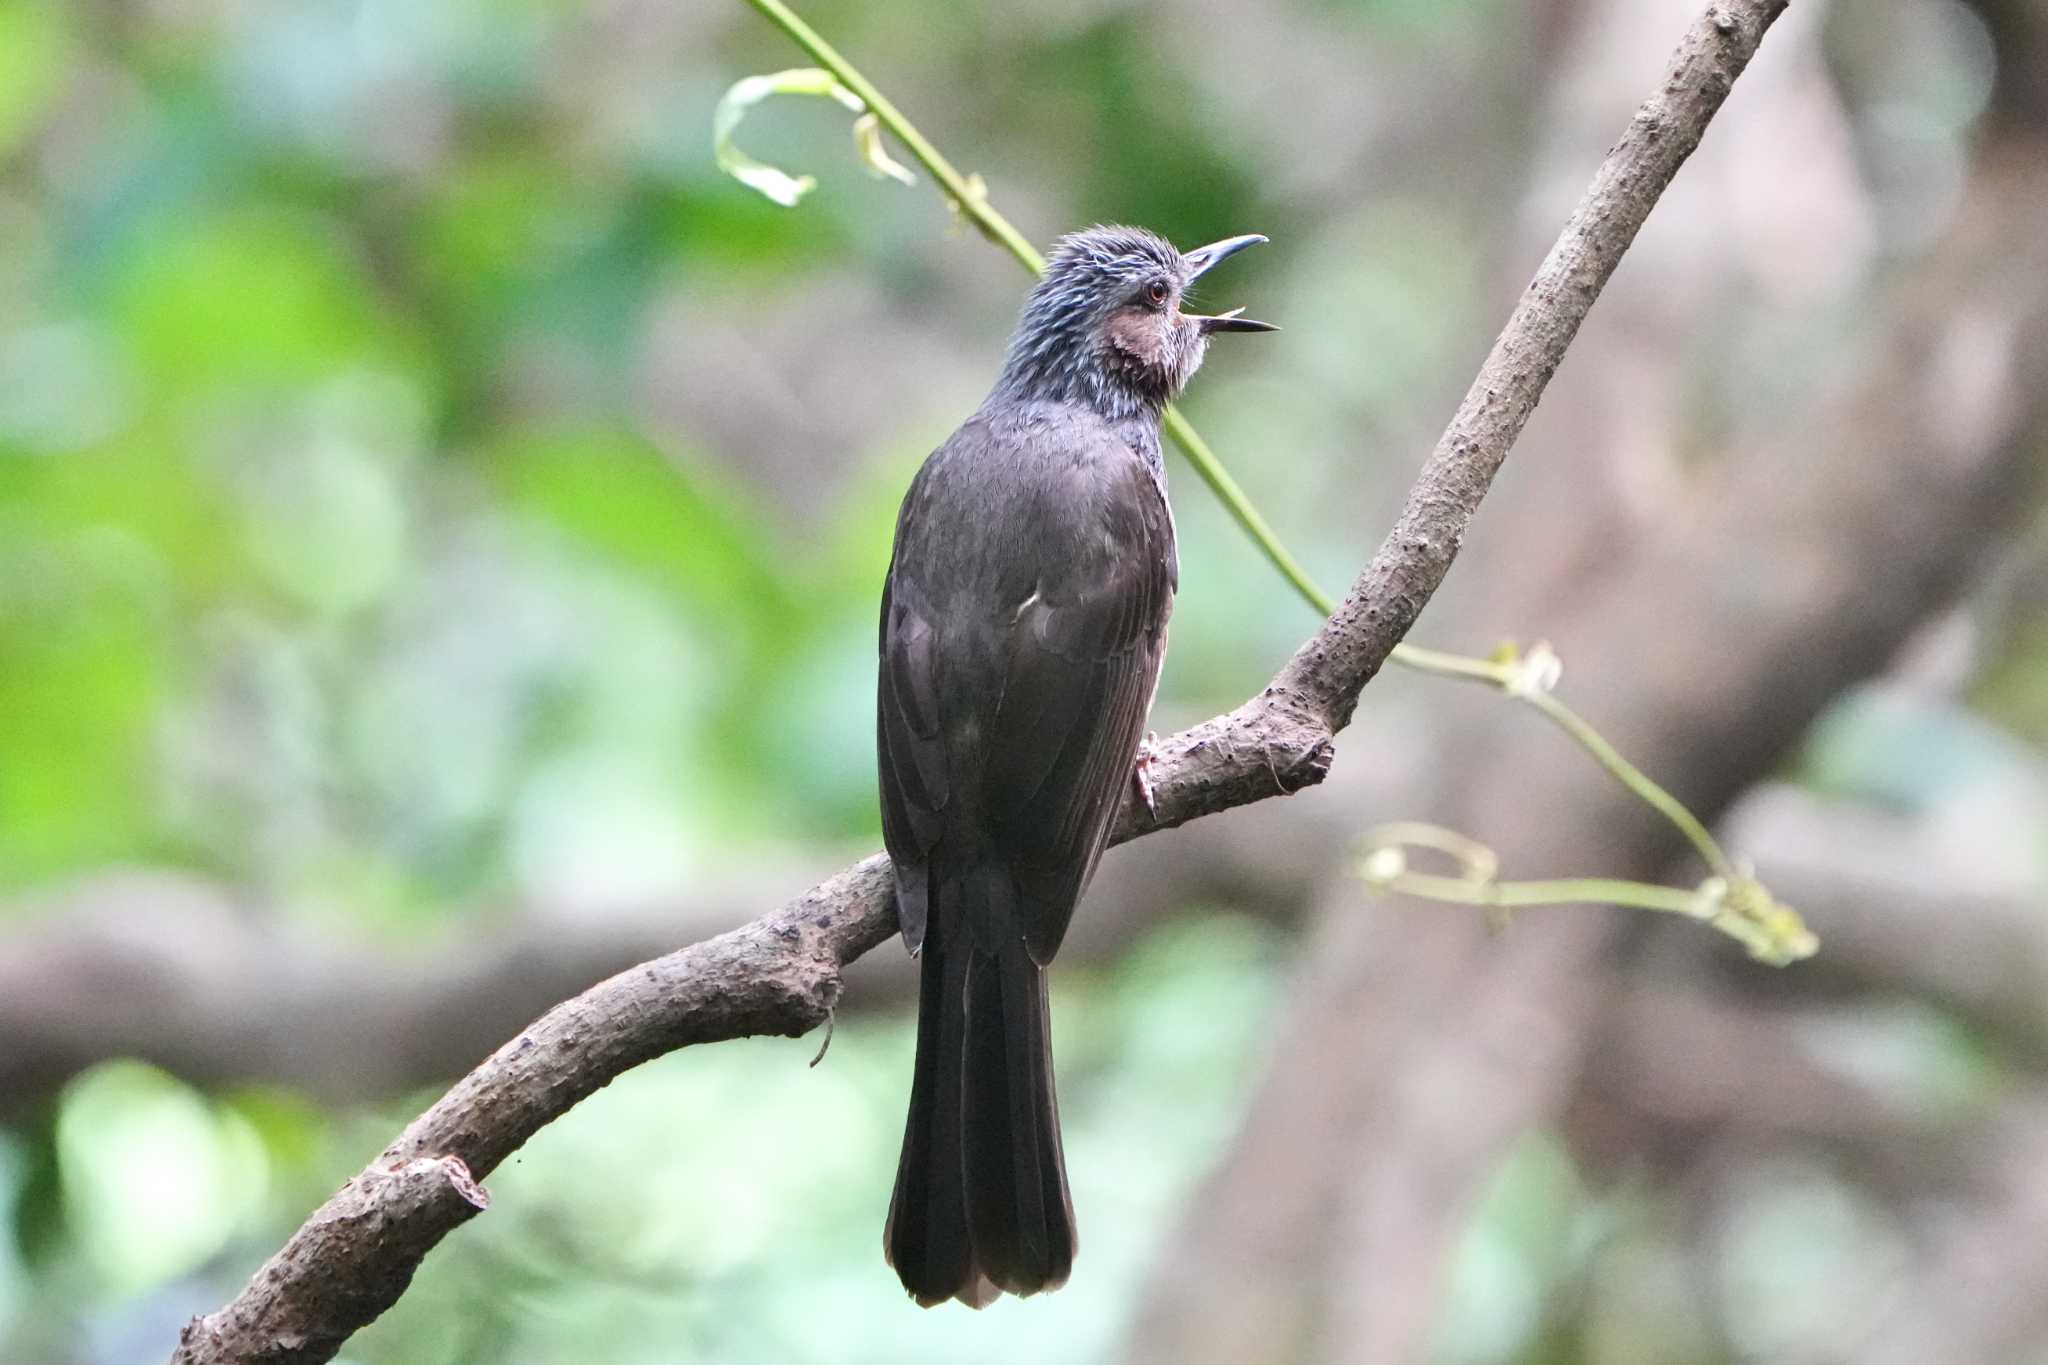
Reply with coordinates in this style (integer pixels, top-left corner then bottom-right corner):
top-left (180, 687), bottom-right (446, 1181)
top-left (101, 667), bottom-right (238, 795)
top-left (0, 0), bottom-right (1324, 1355)
top-left (0, 0), bottom-right (1328, 906)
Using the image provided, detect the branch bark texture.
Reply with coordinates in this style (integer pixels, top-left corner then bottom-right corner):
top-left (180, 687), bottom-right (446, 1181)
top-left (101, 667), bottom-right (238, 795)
top-left (170, 3), bottom-right (1785, 1360)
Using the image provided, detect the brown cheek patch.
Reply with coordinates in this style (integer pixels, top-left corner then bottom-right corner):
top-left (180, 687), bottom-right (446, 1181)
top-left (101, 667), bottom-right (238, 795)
top-left (1103, 307), bottom-right (1160, 364)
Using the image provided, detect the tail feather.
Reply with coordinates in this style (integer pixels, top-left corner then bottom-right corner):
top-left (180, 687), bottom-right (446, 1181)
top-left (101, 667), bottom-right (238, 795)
top-left (964, 940), bottom-right (1075, 1295)
top-left (886, 874), bottom-right (1076, 1307)
top-left (884, 917), bottom-right (982, 1306)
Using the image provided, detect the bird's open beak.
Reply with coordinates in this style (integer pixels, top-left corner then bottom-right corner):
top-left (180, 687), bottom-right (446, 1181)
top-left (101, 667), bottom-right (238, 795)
top-left (1182, 233), bottom-right (1276, 333)
top-left (1196, 307), bottom-right (1279, 335)
top-left (1183, 233), bottom-right (1267, 279)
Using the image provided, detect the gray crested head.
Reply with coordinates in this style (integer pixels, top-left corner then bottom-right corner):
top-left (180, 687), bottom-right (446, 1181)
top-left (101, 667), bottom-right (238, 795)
top-left (994, 225), bottom-right (1275, 422)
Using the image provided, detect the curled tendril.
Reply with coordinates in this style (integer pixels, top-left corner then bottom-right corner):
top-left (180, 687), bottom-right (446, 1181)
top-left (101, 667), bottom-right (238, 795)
top-left (713, 67), bottom-right (917, 208)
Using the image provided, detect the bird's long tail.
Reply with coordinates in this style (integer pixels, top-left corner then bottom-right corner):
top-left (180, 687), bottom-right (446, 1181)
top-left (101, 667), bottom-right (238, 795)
top-left (884, 909), bottom-right (983, 1307)
top-left (963, 933), bottom-right (1075, 1296)
top-left (884, 886), bottom-right (1074, 1306)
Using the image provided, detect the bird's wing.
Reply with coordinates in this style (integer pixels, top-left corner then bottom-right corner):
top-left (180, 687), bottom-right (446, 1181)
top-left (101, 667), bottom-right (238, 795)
top-left (878, 469), bottom-right (951, 953)
top-left (981, 451), bottom-right (1175, 965)
top-left (880, 423), bottom-right (1176, 964)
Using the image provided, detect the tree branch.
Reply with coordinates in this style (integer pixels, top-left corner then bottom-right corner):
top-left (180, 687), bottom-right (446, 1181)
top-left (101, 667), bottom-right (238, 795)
top-left (170, 4), bottom-right (1786, 1360)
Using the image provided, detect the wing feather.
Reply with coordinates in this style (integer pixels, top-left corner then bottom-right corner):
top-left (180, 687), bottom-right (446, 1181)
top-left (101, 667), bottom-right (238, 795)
top-left (879, 415), bottom-right (1176, 965)
top-left (985, 460), bottom-right (1173, 963)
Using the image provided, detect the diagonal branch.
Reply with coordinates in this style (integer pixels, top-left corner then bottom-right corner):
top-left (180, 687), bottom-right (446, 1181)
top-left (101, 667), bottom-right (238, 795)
top-left (169, 3), bottom-right (1786, 1361)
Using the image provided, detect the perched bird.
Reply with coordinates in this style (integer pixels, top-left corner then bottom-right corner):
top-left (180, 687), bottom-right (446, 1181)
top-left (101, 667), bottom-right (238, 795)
top-left (877, 225), bottom-right (1274, 1307)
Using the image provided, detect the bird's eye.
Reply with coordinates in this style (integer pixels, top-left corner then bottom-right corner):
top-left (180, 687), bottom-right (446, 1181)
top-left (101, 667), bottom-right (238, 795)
top-left (1146, 280), bottom-right (1170, 307)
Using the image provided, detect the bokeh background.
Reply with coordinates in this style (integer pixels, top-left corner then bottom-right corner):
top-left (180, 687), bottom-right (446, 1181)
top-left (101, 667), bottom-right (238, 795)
top-left (5, 0), bottom-right (2048, 1361)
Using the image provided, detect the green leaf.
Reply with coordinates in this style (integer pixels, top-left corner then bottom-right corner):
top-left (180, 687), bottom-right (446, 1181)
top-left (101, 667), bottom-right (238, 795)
top-left (0, 520), bottom-right (180, 889)
top-left (0, 1), bottom-right (75, 159)
top-left (113, 206), bottom-right (418, 393)
top-left (485, 425), bottom-right (796, 633)
top-left (55, 1062), bottom-right (269, 1295)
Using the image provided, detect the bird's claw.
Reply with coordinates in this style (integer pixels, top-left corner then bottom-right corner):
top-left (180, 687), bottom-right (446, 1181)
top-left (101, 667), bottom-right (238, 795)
top-left (1132, 732), bottom-right (1160, 820)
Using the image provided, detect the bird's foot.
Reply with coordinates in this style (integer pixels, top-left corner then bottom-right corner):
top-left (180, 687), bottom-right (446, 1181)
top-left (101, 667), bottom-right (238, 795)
top-left (1132, 731), bottom-right (1161, 820)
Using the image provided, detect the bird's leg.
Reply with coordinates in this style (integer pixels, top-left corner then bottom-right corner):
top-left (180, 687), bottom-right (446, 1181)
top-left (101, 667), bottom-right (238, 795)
top-left (1132, 731), bottom-right (1160, 820)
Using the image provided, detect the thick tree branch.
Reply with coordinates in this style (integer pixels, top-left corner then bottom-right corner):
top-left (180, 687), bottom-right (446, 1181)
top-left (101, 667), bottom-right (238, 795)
top-left (170, 4), bottom-right (1785, 1361)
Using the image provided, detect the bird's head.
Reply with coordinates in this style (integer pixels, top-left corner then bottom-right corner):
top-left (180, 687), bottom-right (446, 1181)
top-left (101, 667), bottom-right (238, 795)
top-left (997, 225), bottom-right (1275, 419)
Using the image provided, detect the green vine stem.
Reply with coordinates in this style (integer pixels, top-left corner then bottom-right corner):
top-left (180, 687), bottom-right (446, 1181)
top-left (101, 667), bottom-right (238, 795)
top-left (739, 0), bottom-right (1776, 928)
top-left (1390, 643), bottom-right (1738, 879)
top-left (741, 0), bottom-right (1333, 618)
top-left (1356, 827), bottom-right (1817, 967)
top-left (740, 0), bottom-right (1045, 269)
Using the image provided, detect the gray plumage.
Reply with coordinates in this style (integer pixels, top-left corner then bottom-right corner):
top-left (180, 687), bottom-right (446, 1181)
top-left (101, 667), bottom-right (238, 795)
top-left (878, 224), bottom-right (1272, 1308)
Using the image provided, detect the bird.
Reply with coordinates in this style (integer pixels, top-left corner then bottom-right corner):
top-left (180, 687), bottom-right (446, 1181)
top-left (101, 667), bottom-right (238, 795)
top-left (876, 224), bottom-right (1274, 1307)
